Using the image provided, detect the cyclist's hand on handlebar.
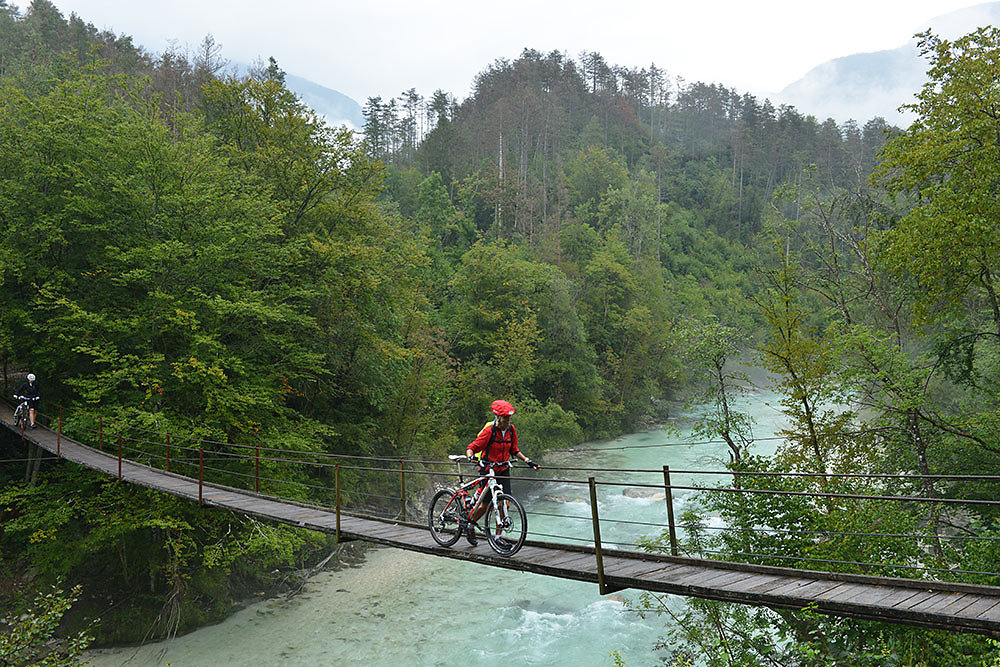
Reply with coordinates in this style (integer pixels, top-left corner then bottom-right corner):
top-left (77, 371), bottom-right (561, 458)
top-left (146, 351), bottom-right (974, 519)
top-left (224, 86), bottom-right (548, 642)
top-left (525, 459), bottom-right (540, 471)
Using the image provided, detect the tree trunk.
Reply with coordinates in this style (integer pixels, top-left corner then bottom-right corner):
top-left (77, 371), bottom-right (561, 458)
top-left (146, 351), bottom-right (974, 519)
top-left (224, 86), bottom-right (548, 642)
top-left (656, 169), bottom-right (662, 265)
top-left (737, 151), bottom-right (744, 243)
top-left (496, 129), bottom-right (504, 240)
top-left (910, 410), bottom-right (944, 558)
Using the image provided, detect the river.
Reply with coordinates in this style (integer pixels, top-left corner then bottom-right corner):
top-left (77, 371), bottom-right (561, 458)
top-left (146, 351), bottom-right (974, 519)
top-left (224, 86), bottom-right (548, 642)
top-left (85, 390), bottom-right (786, 667)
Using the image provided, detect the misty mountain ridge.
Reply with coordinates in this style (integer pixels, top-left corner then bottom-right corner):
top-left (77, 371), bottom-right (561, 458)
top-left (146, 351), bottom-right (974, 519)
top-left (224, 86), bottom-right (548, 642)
top-left (283, 72), bottom-right (363, 130)
top-left (231, 61), bottom-right (363, 129)
top-left (774, 1), bottom-right (1000, 125)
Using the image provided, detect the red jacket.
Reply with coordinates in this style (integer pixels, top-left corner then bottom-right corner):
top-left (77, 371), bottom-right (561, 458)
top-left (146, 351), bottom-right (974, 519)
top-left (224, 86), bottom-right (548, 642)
top-left (467, 422), bottom-right (519, 468)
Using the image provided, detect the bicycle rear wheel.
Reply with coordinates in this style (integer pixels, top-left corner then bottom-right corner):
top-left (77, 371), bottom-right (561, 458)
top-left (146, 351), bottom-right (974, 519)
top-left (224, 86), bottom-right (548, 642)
top-left (485, 493), bottom-right (527, 556)
top-left (428, 489), bottom-right (464, 547)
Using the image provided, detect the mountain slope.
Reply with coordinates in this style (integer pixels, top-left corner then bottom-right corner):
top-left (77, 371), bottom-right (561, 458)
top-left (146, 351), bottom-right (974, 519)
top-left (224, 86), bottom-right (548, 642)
top-left (284, 72), bottom-right (363, 130)
top-left (231, 61), bottom-right (363, 130)
top-left (775, 1), bottom-right (1000, 124)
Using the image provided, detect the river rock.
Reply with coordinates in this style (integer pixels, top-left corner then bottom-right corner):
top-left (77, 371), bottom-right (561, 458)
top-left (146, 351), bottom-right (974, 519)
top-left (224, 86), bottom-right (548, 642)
top-left (622, 487), bottom-right (666, 501)
top-left (543, 494), bottom-right (588, 504)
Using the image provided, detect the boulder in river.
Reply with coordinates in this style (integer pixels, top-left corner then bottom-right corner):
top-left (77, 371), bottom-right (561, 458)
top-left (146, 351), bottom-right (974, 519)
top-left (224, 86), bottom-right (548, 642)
top-left (622, 487), bottom-right (666, 501)
top-left (543, 494), bottom-right (588, 504)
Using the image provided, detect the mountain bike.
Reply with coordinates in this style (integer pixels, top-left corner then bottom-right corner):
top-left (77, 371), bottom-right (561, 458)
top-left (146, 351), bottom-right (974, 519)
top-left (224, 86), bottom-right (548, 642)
top-left (12, 395), bottom-right (31, 429)
top-left (427, 455), bottom-right (528, 557)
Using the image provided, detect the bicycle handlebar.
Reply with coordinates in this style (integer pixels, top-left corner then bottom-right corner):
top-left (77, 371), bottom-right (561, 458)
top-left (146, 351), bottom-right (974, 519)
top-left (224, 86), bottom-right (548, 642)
top-left (448, 455), bottom-right (519, 467)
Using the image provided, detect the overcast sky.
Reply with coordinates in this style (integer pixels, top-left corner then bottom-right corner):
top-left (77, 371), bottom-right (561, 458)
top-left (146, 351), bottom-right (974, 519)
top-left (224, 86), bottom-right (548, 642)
top-left (42, 0), bottom-right (983, 103)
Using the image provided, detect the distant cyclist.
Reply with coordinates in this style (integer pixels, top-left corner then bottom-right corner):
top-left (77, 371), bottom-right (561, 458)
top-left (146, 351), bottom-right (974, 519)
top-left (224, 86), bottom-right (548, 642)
top-left (15, 373), bottom-right (41, 429)
top-left (462, 399), bottom-right (539, 545)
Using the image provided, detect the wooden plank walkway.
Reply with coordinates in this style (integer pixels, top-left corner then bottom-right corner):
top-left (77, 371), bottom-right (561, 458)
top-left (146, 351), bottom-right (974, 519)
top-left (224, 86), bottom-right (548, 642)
top-left (4, 405), bottom-right (1000, 637)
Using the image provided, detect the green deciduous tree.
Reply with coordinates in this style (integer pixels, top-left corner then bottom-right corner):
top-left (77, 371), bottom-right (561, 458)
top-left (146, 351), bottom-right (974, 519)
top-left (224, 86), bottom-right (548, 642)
top-left (752, 233), bottom-right (860, 477)
top-left (875, 28), bottom-right (1000, 336)
top-left (677, 317), bottom-right (753, 463)
top-left (417, 170), bottom-right (476, 266)
top-left (870, 27), bottom-right (1000, 503)
top-left (0, 56), bottom-right (440, 639)
top-left (565, 145), bottom-right (628, 225)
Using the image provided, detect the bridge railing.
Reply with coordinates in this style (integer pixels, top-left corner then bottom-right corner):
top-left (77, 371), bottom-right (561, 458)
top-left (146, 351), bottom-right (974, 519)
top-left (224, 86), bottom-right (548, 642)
top-left (594, 473), bottom-right (1000, 583)
top-left (20, 404), bottom-right (1000, 587)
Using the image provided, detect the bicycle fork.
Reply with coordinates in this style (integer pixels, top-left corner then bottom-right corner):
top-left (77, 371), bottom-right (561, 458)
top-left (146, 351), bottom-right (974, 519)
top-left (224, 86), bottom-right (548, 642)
top-left (480, 488), bottom-right (511, 535)
top-left (464, 488), bottom-right (501, 534)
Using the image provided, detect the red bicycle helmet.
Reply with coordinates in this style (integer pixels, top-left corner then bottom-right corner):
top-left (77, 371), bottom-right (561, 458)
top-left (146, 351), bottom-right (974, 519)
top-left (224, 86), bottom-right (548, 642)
top-left (491, 399), bottom-right (515, 416)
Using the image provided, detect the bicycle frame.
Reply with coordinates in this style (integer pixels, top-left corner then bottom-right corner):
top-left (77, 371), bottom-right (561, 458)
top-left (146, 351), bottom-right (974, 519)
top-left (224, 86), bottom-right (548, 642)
top-left (451, 458), bottom-right (508, 521)
top-left (13, 396), bottom-right (30, 428)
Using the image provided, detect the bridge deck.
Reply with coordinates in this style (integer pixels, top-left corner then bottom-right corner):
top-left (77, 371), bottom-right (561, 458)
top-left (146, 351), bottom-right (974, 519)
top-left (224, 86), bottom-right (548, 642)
top-left (4, 405), bottom-right (1000, 637)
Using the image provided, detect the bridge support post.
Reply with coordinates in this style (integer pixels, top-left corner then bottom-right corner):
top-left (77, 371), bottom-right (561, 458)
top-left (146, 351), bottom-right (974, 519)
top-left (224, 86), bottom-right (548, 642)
top-left (255, 445), bottom-right (260, 493)
top-left (589, 477), bottom-right (622, 595)
top-left (198, 446), bottom-right (204, 508)
top-left (117, 435), bottom-right (122, 481)
top-left (335, 463), bottom-right (341, 541)
top-left (399, 458), bottom-right (406, 522)
top-left (663, 466), bottom-right (679, 556)
top-left (57, 405), bottom-right (62, 456)
top-left (98, 417), bottom-right (103, 452)
top-left (166, 434), bottom-right (171, 473)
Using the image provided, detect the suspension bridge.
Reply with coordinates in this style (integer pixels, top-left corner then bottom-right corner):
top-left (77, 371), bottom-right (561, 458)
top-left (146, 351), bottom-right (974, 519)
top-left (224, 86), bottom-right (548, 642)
top-left (4, 402), bottom-right (1000, 637)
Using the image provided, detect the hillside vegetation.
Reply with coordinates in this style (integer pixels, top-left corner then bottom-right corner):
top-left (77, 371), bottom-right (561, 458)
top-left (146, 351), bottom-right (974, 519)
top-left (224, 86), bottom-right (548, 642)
top-left (3, 2), bottom-right (1000, 663)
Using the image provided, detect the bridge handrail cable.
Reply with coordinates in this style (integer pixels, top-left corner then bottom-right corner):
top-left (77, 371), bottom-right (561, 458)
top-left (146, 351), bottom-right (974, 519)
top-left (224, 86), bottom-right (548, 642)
top-left (19, 401), bottom-right (1000, 586)
top-left (96, 430), bottom-right (1000, 509)
top-left (58, 414), bottom-right (1000, 483)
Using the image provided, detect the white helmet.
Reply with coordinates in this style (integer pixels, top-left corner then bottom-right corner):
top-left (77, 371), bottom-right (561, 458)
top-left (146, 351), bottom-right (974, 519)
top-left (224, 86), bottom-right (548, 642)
top-left (27, 373), bottom-right (35, 382)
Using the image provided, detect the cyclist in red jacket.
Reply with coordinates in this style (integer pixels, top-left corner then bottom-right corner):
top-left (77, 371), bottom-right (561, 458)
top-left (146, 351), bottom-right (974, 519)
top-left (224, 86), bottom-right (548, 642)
top-left (463, 399), bottom-right (539, 546)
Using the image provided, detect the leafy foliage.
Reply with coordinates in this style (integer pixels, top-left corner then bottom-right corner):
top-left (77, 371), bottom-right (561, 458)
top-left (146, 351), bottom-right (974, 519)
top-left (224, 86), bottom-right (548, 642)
top-left (0, 584), bottom-right (93, 667)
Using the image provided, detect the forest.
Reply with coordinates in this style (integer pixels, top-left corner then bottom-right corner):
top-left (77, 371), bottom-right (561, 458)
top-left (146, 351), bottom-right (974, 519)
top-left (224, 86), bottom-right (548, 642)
top-left (2, 0), bottom-right (1000, 664)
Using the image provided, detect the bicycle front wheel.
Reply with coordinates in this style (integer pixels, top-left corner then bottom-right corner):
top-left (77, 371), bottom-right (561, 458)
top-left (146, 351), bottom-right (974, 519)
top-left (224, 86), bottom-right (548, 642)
top-left (13, 405), bottom-right (23, 428)
top-left (428, 489), bottom-right (463, 547)
top-left (485, 493), bottom-right (527, 556)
